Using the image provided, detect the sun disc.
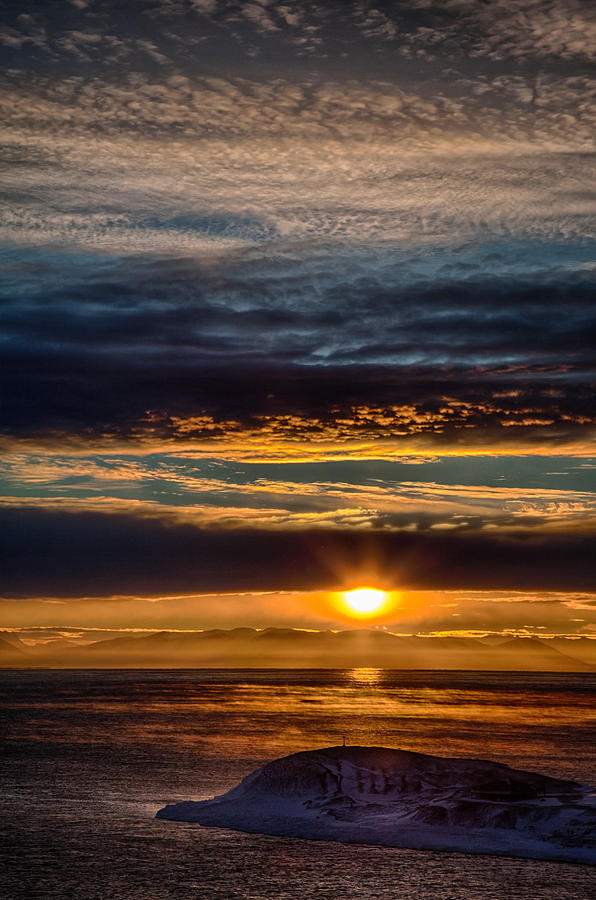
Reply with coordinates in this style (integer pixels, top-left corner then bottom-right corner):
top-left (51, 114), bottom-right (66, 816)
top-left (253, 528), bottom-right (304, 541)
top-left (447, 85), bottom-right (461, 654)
top-left (344, 588), bottom-right (387, 615)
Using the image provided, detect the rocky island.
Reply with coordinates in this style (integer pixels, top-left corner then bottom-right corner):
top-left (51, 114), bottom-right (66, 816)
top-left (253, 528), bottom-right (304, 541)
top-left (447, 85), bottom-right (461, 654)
top-left (156, 746), bottom-right (596, 865)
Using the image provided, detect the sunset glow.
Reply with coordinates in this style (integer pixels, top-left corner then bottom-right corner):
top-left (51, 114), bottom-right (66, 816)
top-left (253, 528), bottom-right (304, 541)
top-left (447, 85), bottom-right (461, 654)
top-left (344, 588), bottom-right (388, 616)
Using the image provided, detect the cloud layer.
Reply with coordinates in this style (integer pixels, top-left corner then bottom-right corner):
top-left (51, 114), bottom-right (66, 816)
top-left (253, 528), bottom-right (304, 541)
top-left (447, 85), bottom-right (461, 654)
top-left (1, 1), bottom-right (594, 616)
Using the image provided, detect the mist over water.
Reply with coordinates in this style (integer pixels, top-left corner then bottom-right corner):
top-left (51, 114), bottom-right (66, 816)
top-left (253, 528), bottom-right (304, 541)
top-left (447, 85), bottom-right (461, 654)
top-left (1, 669), bottom-right (594, 899)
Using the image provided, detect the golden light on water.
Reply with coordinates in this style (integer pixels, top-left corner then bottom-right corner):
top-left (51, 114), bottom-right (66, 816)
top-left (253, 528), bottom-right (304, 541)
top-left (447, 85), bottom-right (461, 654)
top-left (343, 588), bottom-right (388, 616)
top-left (348, 667), bottom-right (383, 685)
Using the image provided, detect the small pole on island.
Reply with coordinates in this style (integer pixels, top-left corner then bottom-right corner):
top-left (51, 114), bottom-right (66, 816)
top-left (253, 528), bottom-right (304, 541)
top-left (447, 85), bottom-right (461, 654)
top-left (342, 734), bottom-right (346, 747)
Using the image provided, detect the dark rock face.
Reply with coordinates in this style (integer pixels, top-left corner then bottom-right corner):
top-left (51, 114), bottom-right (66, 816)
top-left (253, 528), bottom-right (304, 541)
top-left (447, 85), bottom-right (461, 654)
top-left (157, 745), bottom-right (596, 866)
top-left (251, 746), bottom-right (582, 800)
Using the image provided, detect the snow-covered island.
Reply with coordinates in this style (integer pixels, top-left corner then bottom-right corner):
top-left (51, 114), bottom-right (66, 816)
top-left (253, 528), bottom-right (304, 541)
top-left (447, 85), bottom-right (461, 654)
top-left (156, 746), bottom-right (596, 865)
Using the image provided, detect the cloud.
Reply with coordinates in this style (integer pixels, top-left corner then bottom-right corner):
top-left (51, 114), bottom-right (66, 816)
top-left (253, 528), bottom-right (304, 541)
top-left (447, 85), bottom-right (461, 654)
top-left (0, 506), bottom-right (594, 598)
top-left (1, 449), bottom-right (595, 536)
top-left (460, 0), bottom-right (596, 62)
top-left (241, 2), bottom-right (279, 32)
top-left (1, 0), bottom-right (594, 621)
top-left (190, 0), bottom-right (218, 13)
top-left (2, 2), bottom-right (595, 70)
top-left (1, 245), bottom-right (594, 451)
top-left (354, 5), bottom-right (397, 41)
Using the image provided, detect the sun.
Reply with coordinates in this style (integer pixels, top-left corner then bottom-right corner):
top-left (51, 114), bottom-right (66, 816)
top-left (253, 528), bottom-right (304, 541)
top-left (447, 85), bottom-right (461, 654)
top-left (343, 587), bottom-right (388, 616)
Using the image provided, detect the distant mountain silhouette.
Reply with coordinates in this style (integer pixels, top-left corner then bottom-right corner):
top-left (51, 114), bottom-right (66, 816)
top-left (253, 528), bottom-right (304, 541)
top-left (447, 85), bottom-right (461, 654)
top-left (4, 628), bottom-right (594, 670)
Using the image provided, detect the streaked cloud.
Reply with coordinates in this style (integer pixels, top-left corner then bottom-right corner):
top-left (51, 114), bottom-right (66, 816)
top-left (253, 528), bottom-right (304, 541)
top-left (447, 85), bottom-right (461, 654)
top-left (1, 1), bottom-right (594, 623)
top-left (1, 451), bottom-right (595, 534)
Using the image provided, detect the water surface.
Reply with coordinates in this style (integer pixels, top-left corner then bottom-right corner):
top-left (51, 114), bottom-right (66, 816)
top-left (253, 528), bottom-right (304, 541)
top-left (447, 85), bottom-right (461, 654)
top-left (1, 669), bottom-right (594, 898)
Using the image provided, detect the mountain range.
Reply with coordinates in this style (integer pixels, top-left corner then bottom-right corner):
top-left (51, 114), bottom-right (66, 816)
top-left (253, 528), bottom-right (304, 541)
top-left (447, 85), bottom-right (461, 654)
top-left (1, 629), bottom-right (594, 670)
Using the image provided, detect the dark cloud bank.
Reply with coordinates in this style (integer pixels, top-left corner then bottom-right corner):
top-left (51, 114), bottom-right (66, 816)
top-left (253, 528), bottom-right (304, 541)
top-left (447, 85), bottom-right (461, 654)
top-left (1, 507), bottom-right (594, 597)
top-left (2, 254), bottom-right (595, 447)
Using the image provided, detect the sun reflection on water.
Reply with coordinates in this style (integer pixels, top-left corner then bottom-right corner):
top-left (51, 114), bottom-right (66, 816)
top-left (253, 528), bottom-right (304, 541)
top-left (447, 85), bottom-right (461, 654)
top-left (348, 667), bottom-right (383, 686)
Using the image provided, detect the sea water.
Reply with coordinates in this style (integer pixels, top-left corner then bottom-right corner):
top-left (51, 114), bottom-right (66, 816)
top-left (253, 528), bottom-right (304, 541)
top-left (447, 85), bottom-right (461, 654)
top-left (1, 669), bottom-right (594, 899)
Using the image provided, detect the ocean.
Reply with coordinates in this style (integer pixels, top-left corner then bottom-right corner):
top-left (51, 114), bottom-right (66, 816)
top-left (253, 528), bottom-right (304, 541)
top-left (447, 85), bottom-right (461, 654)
top-left (1, 669), bottom-right (594, 899)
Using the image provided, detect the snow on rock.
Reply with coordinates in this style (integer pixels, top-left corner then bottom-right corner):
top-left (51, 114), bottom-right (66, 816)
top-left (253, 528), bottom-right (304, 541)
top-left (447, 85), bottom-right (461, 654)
top-left (156, 746), bottom-right (596, 865)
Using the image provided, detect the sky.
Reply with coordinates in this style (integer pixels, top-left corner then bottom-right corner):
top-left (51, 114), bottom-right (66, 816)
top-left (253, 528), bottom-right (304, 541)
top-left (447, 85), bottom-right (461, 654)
top-left (1, 0), bottom-right (595, 646)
